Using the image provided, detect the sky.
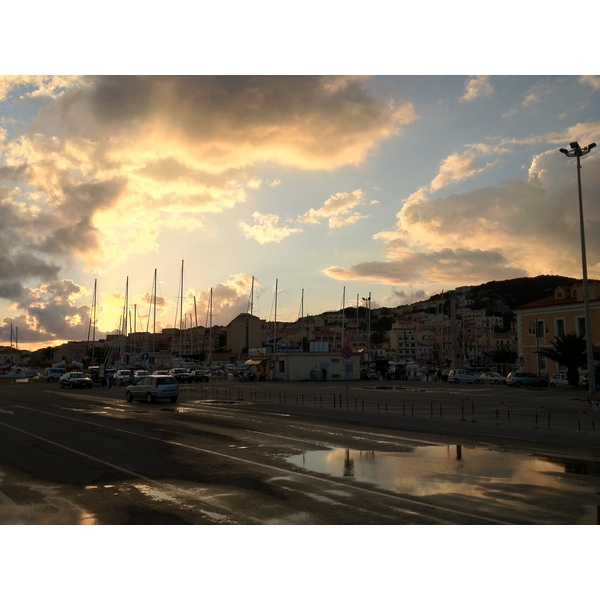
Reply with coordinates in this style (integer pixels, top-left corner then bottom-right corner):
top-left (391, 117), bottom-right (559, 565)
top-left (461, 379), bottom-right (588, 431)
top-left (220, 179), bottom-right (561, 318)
top-left (2, 3), bottom-right (595, 586)
top-left (2, 9), bottom-right (599, 352)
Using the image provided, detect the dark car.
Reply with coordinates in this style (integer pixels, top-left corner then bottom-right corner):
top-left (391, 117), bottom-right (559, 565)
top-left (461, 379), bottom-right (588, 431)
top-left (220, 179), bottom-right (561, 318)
top-left (582, 369), bottom-right (600, 391)
top-left (59, 372), bottom-right (93, 389)
top-left (506, 371), bottom-right (548, 387)
top-left (169, 368), bottom-right (191, 383)
top-left (189, 370), bottom-right (210, 383)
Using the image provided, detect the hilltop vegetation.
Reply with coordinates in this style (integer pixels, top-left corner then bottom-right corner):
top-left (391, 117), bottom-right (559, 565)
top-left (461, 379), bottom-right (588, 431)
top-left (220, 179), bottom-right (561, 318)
top-left (400, 275), bottom-right (578, 333)
top-left (457, 275), bottom-right (577, 311)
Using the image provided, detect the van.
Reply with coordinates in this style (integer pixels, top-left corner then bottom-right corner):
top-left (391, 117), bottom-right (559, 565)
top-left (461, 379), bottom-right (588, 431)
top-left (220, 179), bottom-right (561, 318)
top-left (44, 367), bottom-right (67, 382)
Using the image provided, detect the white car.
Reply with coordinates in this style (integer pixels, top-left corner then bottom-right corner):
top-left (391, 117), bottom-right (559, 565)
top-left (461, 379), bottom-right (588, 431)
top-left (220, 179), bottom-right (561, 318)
top-left (448, 369), bottom-right (483, 384)
top-left (480, 371), bottom-right (506, 385)
top-left (125, 374), bottom-right (179, 403)
top-left (550, 373), bottom-right (570, 387)
top-left (114, 369), bottom-right (132, 386)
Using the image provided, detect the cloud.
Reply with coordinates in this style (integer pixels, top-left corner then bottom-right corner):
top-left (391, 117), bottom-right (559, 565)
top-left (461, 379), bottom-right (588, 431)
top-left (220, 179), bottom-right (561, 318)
top-left (324, 249), bottom-right (527, 286)
top-left (326, 121), bottom-right (600, 290)
top-left (298, 189), bottom-right (369, 228)
top-left (579, 76), bottom-right (600, 91)
top-left (460, 76), bottom-right (493, 102)
top-left (1, 76), bottom-right (411, 269)
top-left (240, 211), bottom-right (303, 244)
top-left (0, 75), bottom-right (81, 102)
top-left (0, 279), bottom-right (92, 344)
top-left (0, 76), bottom-right (411, 344)
top-left (429, 152), bottom-right (485, 192)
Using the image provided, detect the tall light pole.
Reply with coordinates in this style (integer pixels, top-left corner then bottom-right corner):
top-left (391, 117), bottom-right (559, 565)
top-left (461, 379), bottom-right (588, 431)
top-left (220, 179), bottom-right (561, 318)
top-left (362, 293), bottom-right (371, 365)
top-left (559, 141), bottom-right (597, 399)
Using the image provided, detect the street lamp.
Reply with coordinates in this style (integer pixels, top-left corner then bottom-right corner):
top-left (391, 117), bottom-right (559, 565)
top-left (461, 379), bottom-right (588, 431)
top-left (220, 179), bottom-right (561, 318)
top-left (559, 141), bottom-right (597, 398)
top-left (362, 292), bottom-right (371, 364)
top-left (529, 319), bottom-right (547, 376)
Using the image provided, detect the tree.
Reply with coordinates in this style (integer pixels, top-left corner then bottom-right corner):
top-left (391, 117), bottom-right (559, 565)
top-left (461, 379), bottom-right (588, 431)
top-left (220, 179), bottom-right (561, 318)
top-left (536, 332), bottom-right (587, 386)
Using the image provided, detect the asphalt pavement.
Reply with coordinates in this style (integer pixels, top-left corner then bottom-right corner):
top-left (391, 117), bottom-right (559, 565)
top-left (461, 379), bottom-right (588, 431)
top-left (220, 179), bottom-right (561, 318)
top-left (179, 378), bottom-right (600, 458)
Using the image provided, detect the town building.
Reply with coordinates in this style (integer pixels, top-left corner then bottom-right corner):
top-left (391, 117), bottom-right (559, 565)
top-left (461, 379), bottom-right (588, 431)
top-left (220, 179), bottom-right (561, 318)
top-left (226, 313), bottom-right (265, 356)
top-left (248, 351), bottom-right (361, 382)
top-left (514, 283), bottom-right (600, 377)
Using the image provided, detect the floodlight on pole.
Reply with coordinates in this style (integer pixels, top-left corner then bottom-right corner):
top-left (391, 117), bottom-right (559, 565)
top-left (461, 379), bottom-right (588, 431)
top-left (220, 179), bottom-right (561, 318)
top-left (559, 140), bottom-right (597, 399)
top-left (362, 293), bottom-right (371, 364)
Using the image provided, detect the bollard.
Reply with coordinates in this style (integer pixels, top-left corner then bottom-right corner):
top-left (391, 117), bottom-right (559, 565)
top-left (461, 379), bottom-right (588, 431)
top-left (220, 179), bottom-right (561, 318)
top-left (402, 399), bottom-right (414, 416)
top-left (430, 399), bottom-right (442, 419)
top-left (535, 405), bottom-right (551, 430)
top-left (461, 397), bottom-right (468, 422)
top-left (577, 411), bottom-right (596, 433)
top-left (495, 402), bottom-right (511, 426)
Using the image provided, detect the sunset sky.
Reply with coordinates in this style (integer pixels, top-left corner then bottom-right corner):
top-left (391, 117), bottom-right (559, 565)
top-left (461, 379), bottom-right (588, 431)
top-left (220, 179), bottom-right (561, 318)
top-left (2, 9), bottom-right (599, 351)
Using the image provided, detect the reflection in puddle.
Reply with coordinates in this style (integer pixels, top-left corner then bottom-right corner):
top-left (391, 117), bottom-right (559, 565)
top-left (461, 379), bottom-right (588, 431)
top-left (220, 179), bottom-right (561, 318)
top-left (287, 445), bottom-right (600, 524)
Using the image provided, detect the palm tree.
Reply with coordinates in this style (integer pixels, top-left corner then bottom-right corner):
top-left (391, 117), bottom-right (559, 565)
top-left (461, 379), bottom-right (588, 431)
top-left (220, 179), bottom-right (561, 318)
top-left (536, 332), bottom-right (587, 386)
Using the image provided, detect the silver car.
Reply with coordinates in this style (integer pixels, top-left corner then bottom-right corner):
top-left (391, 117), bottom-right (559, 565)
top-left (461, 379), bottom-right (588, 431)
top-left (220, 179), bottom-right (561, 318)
top-left (447, 369), bottom-right (483, 384)
top-left (125, 375), bottom-right (179, 403)
top-left (506, 372), bottom-right (548, 388)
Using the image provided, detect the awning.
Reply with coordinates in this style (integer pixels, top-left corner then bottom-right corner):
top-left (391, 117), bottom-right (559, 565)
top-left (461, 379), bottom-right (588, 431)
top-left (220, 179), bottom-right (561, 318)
top-left (245, 358), bottom-right (267, 365)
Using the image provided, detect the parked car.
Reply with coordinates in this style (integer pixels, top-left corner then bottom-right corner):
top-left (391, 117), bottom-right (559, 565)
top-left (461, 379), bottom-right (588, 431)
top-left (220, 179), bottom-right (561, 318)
top-left (114, 370), bottom-right (132, 386)
top-left (59, 372), bottom-right (93, 389)
top-left (133, 370), bottom-right (150, 383)
top-left (125, 375), bottom-right (179, 403)
top-left (550, 373), bottom-right (570, 387)
top-left (581, 369), bottom-right (600, 390)
top-left (169, 368), bottom-right (191, 383)
top-left (189, 369), bottom-right (210, 383)
top-left (506, 372), bottom-right (548, 387)
top-left (480, 371), bottom-right (506, 385)
top-left (44, 367), bottom-right (67, 382)
top-left (447, 369), bottom-right (483, 384)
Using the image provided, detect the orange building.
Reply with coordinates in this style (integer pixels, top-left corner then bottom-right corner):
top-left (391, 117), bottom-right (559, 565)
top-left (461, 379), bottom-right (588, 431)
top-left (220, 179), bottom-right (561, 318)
top-left (514, 283), bottom-right (600, 377)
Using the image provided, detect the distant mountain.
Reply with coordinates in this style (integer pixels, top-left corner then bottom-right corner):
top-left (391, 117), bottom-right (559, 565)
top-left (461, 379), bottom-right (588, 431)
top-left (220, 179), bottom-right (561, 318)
top-left (458, 275), bottom-right (578, 311)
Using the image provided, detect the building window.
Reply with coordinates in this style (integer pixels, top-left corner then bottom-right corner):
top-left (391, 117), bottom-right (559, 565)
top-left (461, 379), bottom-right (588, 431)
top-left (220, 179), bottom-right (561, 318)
top-left (534, 321), bottom-right (546, 338)
top-left (577, 317), bottom-right (586, 337)
top-left (555, 319), bottom-right (565, 337)
top-left (538, 354), bottom-right (547, 372)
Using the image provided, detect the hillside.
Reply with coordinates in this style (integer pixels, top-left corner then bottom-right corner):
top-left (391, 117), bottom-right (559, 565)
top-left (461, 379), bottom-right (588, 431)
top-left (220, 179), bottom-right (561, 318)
top-left (410, 275), bottom-right (578, 331)
top-left (457, 275), bottom-right (578, 311)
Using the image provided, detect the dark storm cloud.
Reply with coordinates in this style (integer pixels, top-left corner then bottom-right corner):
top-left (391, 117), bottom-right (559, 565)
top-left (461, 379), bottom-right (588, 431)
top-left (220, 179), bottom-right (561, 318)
top-left (0, 253), bottom-right (61, 300)
top-left (325, 248), bottom-right (527, 286)
top-left (17, 279), bottom-right (90, 341)
top-left (37, 75), bottom-right (414, 169)
top-left (32, 177), bottom-right (126, 256)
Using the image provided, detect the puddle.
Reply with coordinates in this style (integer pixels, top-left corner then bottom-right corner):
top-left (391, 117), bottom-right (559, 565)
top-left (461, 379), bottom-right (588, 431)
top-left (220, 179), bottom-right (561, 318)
top-left (287, 445), bottom-right (600, 523)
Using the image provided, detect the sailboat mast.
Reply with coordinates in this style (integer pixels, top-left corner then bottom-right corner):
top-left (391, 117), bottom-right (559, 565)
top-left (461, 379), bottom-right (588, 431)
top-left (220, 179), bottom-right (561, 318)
top-left (121, 277), bottom-right (129, 366)
top-left (179, 260), bottom-right (184, 365)
top-left (152, 269), bottom-right (157, 359)
top-left (356, 293), bottom-right (360, 350)
top-left (341, 286), bottom-right (346, 350)
top-left (273, 278), bottom-right (278, 355)
top-left (208, 287), bottom-right (213, 365)
top-left (301, 288), bottom-right (306, 351)
top-left (92, 279), bottom-right (97, 354)
top-left (194, 296), bottom-right (199, 359)
top-left (247, 276), bottom-right (254, 355)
